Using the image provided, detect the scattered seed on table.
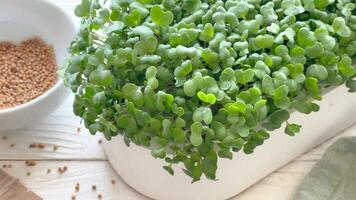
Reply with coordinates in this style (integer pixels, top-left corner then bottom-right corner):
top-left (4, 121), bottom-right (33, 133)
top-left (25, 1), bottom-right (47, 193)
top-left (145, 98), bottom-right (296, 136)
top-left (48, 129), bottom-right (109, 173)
top-left (92, 185), bottom-right (97, 191)
top-left (29, 143), bottom-right (45, 149)
top-left (2, 136), bottom-right (7, 140)
top-left (53, 145), bottom-right (58, 151)
top-left (111, 180), bottom-right (116, 185)
top-left (98, 194), bottom-right (102, 199)
top-left (71, 195), bottom-right (76, 200)
top-left (47, 169), bottom-right (51, 174)
top-left (2, 164), bottom-right (6, 168)
top-left (58, 167), bottom-right (64, 174)
top-left (27, 172), bottom-right (31, 176)
top-left (75, 183), bottom-right (80, 192)
top-left (98, 140), bottom-right (102, 144)
top-left (58, 166), bottom-right (68, 174)
top-left (10, 144), bottom-right (14, 148)
top-left (76, 127), bottom-right (81, 134)
top-left (25, 160), bottom-right (36, 167)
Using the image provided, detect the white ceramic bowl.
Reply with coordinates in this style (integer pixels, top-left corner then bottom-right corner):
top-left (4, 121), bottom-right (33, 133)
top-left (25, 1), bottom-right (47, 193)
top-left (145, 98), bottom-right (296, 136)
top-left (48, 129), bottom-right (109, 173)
top-left (0, 0), bottom-right (77, 131)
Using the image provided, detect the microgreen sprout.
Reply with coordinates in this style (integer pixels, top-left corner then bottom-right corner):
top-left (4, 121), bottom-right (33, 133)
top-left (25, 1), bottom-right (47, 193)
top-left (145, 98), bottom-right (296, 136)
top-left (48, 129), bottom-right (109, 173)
top-left (63, 0), bottom-right (356, 182)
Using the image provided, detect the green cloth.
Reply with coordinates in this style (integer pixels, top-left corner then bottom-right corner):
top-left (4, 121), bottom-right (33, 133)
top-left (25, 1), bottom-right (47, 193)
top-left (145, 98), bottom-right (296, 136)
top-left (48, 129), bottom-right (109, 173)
top-left (295, 137), bottom-right (356, 200)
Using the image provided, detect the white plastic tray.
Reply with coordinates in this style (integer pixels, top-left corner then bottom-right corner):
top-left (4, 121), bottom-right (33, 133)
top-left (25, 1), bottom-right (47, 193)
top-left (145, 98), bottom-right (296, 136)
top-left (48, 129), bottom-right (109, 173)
top-left (104, 85), bottom-right (356, 200)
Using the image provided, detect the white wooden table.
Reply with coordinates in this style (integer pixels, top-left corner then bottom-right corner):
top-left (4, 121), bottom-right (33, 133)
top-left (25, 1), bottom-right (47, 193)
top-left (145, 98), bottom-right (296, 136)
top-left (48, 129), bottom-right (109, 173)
top-left (1, 1), bottom-right (356, 199)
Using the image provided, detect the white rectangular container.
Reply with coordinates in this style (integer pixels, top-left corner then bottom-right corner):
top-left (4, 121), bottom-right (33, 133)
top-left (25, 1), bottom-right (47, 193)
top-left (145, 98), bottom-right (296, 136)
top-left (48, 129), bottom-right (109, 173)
top-left (104, 85), bottom-right (356, 200)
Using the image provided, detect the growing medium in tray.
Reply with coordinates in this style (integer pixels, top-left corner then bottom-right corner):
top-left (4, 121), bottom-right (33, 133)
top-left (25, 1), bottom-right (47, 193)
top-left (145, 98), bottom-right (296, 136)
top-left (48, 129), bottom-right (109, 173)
top-left (63, 0), bottom-right (356, 181)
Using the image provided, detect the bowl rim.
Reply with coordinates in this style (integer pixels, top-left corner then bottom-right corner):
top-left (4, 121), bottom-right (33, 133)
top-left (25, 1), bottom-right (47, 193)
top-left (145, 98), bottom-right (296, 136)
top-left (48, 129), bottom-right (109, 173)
top-left (0, 0), bottom-right (77, 114)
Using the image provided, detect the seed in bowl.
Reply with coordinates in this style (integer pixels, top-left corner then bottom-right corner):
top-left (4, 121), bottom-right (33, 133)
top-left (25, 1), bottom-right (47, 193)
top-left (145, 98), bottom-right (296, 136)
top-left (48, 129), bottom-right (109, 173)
top-left (0, 38), bottom-right (57, 109)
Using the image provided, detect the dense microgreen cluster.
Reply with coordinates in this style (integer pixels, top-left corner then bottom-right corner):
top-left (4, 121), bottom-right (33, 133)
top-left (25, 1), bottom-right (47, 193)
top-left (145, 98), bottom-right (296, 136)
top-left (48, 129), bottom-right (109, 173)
top-left (63, 0), bottom-right (356, 182)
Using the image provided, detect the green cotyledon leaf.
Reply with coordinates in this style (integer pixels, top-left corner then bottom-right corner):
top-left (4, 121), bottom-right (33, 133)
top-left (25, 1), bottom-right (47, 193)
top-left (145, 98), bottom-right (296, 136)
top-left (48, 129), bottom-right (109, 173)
top-left (134, 36), bottom-right (158, 55)
top-left (190, 122), bottom-right (203, 146)
top-left (333, 17), bottom-right (351, 38)
top-left (235, 69), bottom-right (254, 84)
top-left (150, 6), bottom-right (174, 27)
top-left (338, 56), bottom-right (355, 77)
top-left (263, 109), bottom-right (290, 131)
top-left (285, 123), bottom-right (302, 136)
top-left (197, 91), bottom-right (216, 104)
top-left (193, 107), bottom-right (213, 124)
top-left (281, 0), bottom-right (305, 16)
top-left (122, 83), bottom-right (144, 106)
top-left (199, 23), bottom-right (215, 42)
top-left (74, 0), bottom-right (90, 17)
top-left (255, 35), bottom-right (275, 49)
top-left (89, 70), bottom-right (113, 87)
top-left (306, 64), bottom-right (328, 80)
top-left (124, 9), bottom-right (142, 27)
top-left (305, 77), bottom-right (321, 100)
top-left (201, 150), bottom-right (217, 180)
top-left (273, 85), bottom-right (291, 109)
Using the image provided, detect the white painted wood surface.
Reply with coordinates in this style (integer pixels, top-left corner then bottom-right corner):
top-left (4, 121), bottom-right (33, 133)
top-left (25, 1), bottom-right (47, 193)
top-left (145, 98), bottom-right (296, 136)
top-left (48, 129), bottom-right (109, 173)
top-left (0, 1), bottom-right (355, 199)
